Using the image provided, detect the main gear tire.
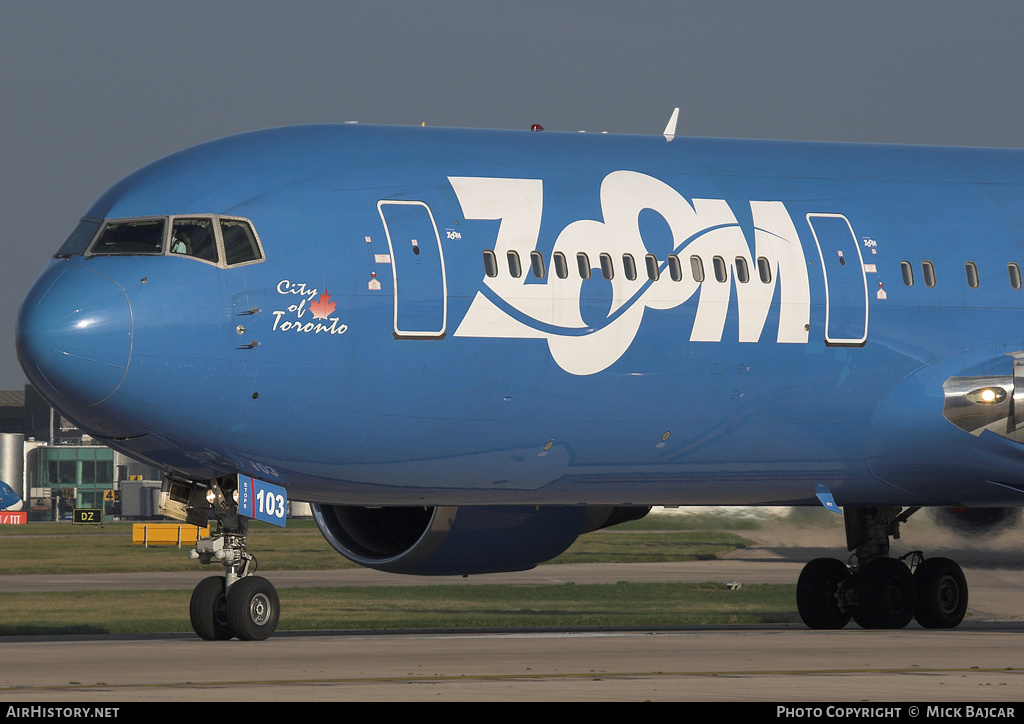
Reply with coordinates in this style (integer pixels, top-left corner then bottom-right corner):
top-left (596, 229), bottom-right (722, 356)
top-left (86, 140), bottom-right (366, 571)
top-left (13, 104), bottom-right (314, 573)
top-left (797, 557), bottom-right (851, 629)
top-left (852, 557), bottom-right (916, 629)
top-left (914, 557), bottom-right (967, 629)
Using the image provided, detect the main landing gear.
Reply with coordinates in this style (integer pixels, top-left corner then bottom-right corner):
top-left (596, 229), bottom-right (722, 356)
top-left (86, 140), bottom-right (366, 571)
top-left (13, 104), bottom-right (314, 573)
top-left (796, 506), bottom-right (968, 630)
top-left (160, 475), bottom-right (281, 641)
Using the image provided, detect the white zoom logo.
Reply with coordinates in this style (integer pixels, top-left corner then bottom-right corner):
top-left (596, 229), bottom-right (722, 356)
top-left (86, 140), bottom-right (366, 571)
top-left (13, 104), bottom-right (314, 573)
top-left (450, 171), bottom-right (811, 375)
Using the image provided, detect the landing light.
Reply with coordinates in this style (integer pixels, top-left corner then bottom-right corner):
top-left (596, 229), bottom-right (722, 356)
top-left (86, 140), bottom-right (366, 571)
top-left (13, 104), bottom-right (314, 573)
top-left (204, 488), bottom-right (240, 504)
top-left (966, 387), bottom-right (1007, 404)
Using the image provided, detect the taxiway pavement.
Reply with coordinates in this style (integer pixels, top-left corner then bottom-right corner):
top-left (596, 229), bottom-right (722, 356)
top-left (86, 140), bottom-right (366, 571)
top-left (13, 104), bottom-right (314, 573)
top-left (1, 523), bottom-right (1021, 701)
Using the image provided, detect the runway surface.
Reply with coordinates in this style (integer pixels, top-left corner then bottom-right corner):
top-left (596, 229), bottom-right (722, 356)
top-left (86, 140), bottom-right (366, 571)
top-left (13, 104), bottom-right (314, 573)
top-left (2, 523), bottom-right (1022, 702)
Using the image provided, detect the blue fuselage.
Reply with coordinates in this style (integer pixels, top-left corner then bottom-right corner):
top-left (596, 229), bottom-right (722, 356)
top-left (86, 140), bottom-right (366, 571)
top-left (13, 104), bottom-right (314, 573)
top-left (16, 125), bottom-right (1024, 508)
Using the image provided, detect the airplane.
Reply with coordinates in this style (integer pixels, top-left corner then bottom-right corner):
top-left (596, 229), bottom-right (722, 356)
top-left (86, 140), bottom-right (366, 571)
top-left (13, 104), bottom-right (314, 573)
top-left (0, 481), bottom-right (23, 512)
top-left (15, 121), bottom-right (1024, 640)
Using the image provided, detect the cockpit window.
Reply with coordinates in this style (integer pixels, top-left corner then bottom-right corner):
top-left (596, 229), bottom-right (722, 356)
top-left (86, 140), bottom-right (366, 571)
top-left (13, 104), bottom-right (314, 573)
top-left (170, 218), bottom-right (218, 263)
top-left (56, 219), bottom-right (101, 257)
top-left (64, 214), bottom-right (264, 267)
top-left (90, 219), bottom-right (166, 255)
top-left (221, 218), bottom-right (263, 265)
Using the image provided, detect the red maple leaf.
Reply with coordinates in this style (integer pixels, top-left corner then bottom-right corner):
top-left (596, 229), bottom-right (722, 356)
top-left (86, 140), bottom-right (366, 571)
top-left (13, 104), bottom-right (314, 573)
top-left (309, 291), bottom-right (337, 320)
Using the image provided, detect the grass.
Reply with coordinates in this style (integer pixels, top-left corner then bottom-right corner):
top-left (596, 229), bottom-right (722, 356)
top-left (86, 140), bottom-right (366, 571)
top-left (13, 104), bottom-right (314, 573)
top-left (0, 511), bottom-right (804, 634)
top-left (0, 520), bottom-right (348, 575)
top-left (0, 517), bottom-right (757, 575)
top-left (0, 582), bottom-right (799, 636)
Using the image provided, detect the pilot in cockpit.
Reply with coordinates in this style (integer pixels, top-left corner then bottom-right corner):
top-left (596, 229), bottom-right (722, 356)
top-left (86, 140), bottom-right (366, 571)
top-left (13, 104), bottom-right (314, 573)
top-left (170, 231), bottom-right (191, 255)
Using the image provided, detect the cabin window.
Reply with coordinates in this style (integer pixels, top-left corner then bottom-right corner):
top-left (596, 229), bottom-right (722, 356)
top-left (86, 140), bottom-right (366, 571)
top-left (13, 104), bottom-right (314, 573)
top-left (690, 255), bottom-right (705, 283)
top-left (922, 260), bottom-right (937, 288)
top-left (90, 218), bottom-right (165, 256)
top-left (600, 253), bottom-right (615, 280)
top-left (221, 218), bottom-right (263, 265)
top-left (713, 256), bottom-right (728, 282)
top-left (735, 257), bottom-right (750, 283)
top-left (901, 261), bottom-right (914, 286)
top-left (667, 255), bottom-right (683, 282)
top-left (965, 261), bottom-right (979, 289)
top-left (553, 252), bottom-right (568, 279)
top-left (577, 252), bottom-right (591, 279)
top-left (1010, 263), bottom-right (1023, 290)
top-left (507, 250), bottom-right (522, 278)
top-left (645, 254), bottom-right (660, 281)
top-left (171, 218), bottom-right (218, 263)
top-left (483, 249), bottom-right (498, 277)
top-left (530, 250), bottom-right (545, 279)
top-left (622, 253), bottom-right (637, 281)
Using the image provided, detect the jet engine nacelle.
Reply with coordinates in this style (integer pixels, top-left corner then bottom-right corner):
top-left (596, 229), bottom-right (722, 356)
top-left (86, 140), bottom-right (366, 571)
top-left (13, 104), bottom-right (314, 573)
top-left (942, 351), bottom-right (1024, 443)
top-left (311, 503), bottom-right (647, 575)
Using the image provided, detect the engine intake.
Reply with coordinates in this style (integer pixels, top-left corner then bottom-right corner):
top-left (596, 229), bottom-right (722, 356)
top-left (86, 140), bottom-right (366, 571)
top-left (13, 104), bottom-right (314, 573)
top-left (311, 504), bottom-right (646, 575)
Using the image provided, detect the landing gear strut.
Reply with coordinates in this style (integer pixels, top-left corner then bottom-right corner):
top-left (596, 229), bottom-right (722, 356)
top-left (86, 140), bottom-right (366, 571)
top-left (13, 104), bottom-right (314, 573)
top-left (796, 506), bottom-right (968, 630)
top-left (161, 475), bottom-right (281, 641)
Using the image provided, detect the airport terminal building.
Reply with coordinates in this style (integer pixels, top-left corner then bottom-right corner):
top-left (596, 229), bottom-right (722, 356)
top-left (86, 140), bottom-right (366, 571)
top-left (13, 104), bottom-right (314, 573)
top-left (0, 385), bottom-right (162, 521)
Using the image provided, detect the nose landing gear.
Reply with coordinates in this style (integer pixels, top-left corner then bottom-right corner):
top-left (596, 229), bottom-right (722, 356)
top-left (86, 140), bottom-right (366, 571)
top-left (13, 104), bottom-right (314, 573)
top-left (162, 474), bottom-right (281, 641)
top-left (186, 525), bottom-right (281, 641)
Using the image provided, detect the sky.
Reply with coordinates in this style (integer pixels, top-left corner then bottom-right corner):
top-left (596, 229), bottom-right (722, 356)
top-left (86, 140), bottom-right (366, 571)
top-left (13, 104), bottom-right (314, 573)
top-left (2, 0), bottom-right (1024, 389)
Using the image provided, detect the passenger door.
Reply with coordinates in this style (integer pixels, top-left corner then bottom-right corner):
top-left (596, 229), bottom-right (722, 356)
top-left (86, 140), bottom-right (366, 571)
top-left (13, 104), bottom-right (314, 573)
top-left (377, 200), bottom-right (447, 339)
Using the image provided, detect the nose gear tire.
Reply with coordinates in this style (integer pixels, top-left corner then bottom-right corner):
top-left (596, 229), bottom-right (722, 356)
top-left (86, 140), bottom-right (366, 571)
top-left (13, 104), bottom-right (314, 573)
top-left (190, 576), bottom-right (233, 641)
top-left (226, 575), bottom-right (280, 641)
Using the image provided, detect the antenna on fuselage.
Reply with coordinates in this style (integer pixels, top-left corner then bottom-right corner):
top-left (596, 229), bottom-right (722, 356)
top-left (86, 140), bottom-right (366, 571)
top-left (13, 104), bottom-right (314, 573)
top-left (663, 107), bottom-right (679, 142)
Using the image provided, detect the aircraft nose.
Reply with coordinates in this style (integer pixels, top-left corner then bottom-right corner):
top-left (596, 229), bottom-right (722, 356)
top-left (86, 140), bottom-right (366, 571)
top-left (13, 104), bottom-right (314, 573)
top-left (17, 265), bottom-right (132, 412)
